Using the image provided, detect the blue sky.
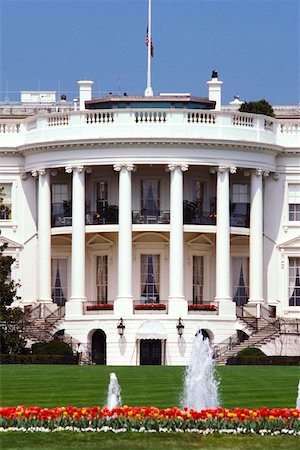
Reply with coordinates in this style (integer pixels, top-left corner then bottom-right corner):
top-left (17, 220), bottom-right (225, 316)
top-left (0, 0), bottom-right (299, 104)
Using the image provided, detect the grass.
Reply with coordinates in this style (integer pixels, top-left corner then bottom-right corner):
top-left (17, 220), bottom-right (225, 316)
top-left (0, 365), bottom-right (299, 449)
top-left (0, 432), bottom-right (300, 450)
top-left (0, 365), bottom-right (299, 409)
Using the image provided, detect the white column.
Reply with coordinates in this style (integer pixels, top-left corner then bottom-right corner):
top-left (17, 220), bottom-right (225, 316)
top-left (168, 164), bottom-right (188, 316)
top-left (34, 169), bottom-right (52, 307)
top-left (65, 165), bottom-right (86, 316)
top-left (249, 169), bottom-right (266, 305)
top-left (215, 166), bottom-right (236, 316)
top-left (113, 163), bottom-right (134, 316)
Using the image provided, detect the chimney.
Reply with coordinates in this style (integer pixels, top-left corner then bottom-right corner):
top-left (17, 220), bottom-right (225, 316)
top-left (206, 71), bottom-right (223, 111)
top-left (77, 80), bottom-right (94, 110)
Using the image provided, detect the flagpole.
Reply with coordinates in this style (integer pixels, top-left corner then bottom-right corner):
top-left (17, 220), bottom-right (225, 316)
top-left (145, 0), bottom-right (153, 96)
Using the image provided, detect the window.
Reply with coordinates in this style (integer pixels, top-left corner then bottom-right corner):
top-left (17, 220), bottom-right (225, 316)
top-left (51, 184), bottom-right (70, 217)
top-left (193, 255), bottom-right (204, 304)
top-left (289, 257), bottom-right (300, 306)
top-left (96, 181), bottom-right (108, 212)
top-left (0, 184), bottom-right (12, 220)
top-left (232, 257), bottom-right (249, 306)
top-left (51, 258), bottom-right (68, 306)
top-left (141, 180), bottom-right (160, 217)
top-left (288, 184), bottom-right (300, 221)
top-left (141, 254), bottom-right (160, 303)
top-left (96, 256), bottom-right (108, 303)
top-left (192, 180), bottom-right (205, 213)
top-left (231, 184), bottom-right (250, 226)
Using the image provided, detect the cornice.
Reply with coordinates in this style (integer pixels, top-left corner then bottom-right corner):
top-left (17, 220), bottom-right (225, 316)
top-left (16, 137), bottom-right (284, 156)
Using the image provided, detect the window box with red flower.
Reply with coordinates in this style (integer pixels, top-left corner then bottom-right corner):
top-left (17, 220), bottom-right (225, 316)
top-left (134, 303), bottom-right (167, 312)
top-left (188, 303), bottom-right (218, 314)
top-left (85, 303), bottom-right (113, 312)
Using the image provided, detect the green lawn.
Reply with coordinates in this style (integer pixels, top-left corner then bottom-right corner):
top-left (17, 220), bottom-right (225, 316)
top-left (0, 365), bottom-right (299, 409)
top-left (0, 365), bottom-right (299, 450)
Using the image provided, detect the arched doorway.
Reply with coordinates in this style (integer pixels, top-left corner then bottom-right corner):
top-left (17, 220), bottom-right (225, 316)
top-left (92, 330), bottom-right (106, 365)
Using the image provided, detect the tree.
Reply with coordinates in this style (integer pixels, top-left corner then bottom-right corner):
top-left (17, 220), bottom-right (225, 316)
top-left (0, 242), bottom-right (27, 354)
top-left (239, 99), bottom-right (275, 117)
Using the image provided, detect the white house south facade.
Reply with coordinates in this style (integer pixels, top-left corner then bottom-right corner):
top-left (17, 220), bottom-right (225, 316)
top-left (0, 74), bottom-right (299, 365)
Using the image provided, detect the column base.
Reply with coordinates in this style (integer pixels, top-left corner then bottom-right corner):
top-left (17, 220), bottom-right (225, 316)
top-left (168, 298), bottom-right (188, 316)
top-left (243, 302), bottom-right (264, 318)
top-left (114, 297), bottom-right (133, 317)
top-left (218, 301), bottom-right (236, 318)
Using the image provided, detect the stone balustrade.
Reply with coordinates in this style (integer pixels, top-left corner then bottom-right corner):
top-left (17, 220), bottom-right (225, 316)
top-left (0, 110), bottom-right (299, 148)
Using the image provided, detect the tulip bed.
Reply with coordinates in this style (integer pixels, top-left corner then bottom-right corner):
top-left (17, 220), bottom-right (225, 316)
top-left (1, 405), bottom-right (300, 435)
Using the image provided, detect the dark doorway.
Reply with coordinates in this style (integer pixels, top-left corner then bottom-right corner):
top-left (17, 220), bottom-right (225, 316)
top-left (140, 339), bottom-right (162, 365)
top-left (92, 330), bottom-right (106, 365)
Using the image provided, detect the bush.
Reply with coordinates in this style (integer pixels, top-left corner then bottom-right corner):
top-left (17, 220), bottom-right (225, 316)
top-left (237, 347), bottom-right (266, 356)
top-left (31, 339), bottom-right (73, 356)
top-left (0, 354), bottom-right (76, 364)
top-left (239, 356), bottom-right (300, 366)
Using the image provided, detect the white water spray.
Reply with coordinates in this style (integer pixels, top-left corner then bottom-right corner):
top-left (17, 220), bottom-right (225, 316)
top-left (106, 372), bottom-right (122, 410)
top-left (181, 331), bottom-right (220, 411)
top-left (296, 380), bottom-right (300, 409)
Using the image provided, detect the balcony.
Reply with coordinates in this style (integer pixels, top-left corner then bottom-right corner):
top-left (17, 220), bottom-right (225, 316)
top-left (52, 205), bottom-right (118, 227)
top-left (132, 210), bottom-right (170, 224)
top-left (183, 201), bottom-right (216, 226)
top-left (183, 201), bottom-right (250, 228)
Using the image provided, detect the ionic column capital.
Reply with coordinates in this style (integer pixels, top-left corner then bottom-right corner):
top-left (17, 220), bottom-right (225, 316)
top-left (218, 165), bottom-right (229, 174)
top-left (31, 168), bottom-right (47, 177)
top-left (167, 163), bottom-right (189, 172)
top-left (21, 173), bottom-right (28, 180)
top-left (263, 170), bottom-right (270, 178)
top-left (113, 163), bottom-right (136, 172)
top-left (65, 166), bottom-right (73, 174)
top-left (229, 166), bottom-right (237, 174)
top-left (75, 165), bottom-right (84, 173)
top-left (254, 169), bottom-right (263, 177)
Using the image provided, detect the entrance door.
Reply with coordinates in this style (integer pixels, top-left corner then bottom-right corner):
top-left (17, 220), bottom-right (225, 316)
top-left (140, 339), bottom-right (162, 365)
top-left (92, 330), bottom-right (106, 365)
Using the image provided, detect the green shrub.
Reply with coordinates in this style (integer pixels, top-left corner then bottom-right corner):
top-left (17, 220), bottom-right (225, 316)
top-left (0, 354), bottom-right (76, 364)
top-left (31, 339), bottom-right (73, 356)
top-left (238, 347), bottom-right (266, 356)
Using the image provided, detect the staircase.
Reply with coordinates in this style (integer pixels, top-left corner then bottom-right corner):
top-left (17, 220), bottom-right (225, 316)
top-left (23, 304), bottom-right (65, 343)
top-left (213, 306), bottom-right (281, 365)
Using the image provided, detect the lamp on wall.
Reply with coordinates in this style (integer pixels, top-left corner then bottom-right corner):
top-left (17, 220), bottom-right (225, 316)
top-left (117, 318), bottom-right (125, 337)
top-left (176, 317), bottom-right (184, 337)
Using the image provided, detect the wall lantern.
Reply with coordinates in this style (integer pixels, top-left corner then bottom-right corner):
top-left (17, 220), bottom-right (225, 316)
top-left (176, 317), bottom-right (184, 337)
top-left (117, 318), bottom-right (125, 337)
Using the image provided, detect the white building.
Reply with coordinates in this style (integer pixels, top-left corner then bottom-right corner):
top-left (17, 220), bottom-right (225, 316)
top-left (0, 73), bottom-right (299, 365)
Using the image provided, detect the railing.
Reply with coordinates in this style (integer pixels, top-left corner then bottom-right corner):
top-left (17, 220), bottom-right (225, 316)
top-left (86, 112), bottom-right (114, 123)
top-left (52, 206), bottom-right (119, 227)
top-left (0, 122), bottom-right (21, 133)
top-left (132, 210), bottom-right (170, 224)
top-left (1, 109), bottom-right (299, 149)
top-left (135, 111), bottom-right (166, 123)
top-left (48, 115), bottom-right (69, 126)
top-left (236, 305), bottom-right (258, 331)
top-left (187, 112), bottom-right (216, 124)
top-left (44, 305), bottom-right (65, 320)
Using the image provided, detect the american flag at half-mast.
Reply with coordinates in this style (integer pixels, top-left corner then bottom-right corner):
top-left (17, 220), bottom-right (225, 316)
top-left (146, 27), bottom-right (154, 57)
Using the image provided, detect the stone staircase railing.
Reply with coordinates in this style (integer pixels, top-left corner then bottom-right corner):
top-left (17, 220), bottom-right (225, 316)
top-left (213, 306), bottom-right (281, 365)
top-left (23, 304), bottom-right (65, 343)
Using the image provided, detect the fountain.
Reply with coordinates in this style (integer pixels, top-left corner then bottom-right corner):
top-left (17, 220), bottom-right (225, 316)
top-left (106, 372), bottom-right (122, 409)
top-left (296, 380), bottom-right (300, 409)
top-left (181, 330), bottom-right (220, 411)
